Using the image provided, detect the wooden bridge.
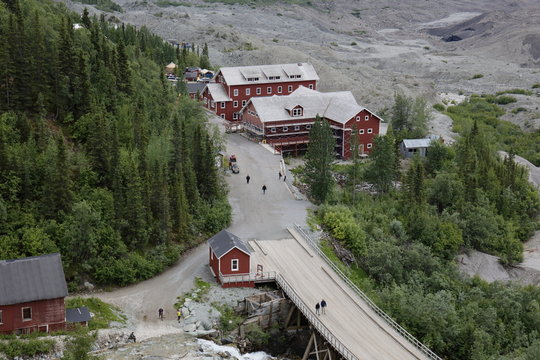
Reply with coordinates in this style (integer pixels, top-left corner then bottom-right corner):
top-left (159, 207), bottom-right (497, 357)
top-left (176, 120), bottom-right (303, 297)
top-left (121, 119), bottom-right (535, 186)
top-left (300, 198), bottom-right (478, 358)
top-left (233, 225), bottom-right (442, 360)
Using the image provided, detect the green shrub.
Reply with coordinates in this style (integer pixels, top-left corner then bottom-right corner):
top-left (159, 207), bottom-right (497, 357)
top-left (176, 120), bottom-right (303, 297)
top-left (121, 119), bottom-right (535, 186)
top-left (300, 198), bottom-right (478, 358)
top-left (495, 95), bottom-right (517, 105)
top-left (470, 74), bottom-right (484, 79)
top-left (175, 277), bottom-right (212, 309)
top-left (244, 323), bottom-right (270, 347)
top-left (0, 339), bottom-right (55, 357)
top-left (532, 83), bottom-right (540, 89)
top-left (512, 107), bottom-right (527, 114)
top-left (351, 41), bottom-right (357, 46)
top-left (213, 304), bottom-right (243, 332)
top-left (496, 88), bottom-right (533, 96)
top-left (433, 103), bottom-right (445, 112)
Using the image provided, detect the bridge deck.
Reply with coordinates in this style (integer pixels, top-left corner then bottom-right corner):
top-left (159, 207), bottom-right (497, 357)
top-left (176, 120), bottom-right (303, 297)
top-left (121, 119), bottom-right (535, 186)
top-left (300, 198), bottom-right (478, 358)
top-left (248, 235), bottom-right (431, 360)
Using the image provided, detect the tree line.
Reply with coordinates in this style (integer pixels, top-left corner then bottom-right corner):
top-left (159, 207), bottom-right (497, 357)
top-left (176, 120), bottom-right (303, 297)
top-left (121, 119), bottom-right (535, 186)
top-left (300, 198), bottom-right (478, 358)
top-left (0, 0), bottom-right (230, 287)
top-left (302, 95), bottom-right (540, 359)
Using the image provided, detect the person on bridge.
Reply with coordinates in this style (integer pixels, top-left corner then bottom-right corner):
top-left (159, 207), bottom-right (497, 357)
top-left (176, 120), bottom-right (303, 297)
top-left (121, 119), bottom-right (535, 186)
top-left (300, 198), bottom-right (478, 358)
top-left (246, 175), bottom-right (250, 184)
top-left (262, 184), bottom-right (267, 194)
top-left (321, 299), bottom-right (327, 314)
top-left (315, 302), bottom-right (320, 315)
top-left (279, 171), bottom-right (282, 180)
top-left (158, 308), bottom-right (164, 320)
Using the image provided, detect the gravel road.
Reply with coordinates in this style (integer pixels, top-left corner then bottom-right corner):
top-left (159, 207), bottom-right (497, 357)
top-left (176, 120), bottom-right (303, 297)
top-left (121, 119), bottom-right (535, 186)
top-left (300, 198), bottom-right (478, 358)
top-left (94, 117), bottom-right (312, 342)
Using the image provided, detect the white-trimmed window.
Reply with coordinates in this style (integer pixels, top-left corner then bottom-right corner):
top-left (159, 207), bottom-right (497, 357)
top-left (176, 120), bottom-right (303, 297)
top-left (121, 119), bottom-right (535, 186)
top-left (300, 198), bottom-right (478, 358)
top-left (233, 101), bottom-right (239, 108)
top-left (292, 108), bottom-right (302, 117)
top-left (242, 100), bottom-right (247, 107)
top-left (367, 143), bottom-right (372, 149)
top-left (356, 116), bottom-right (360, 121)
top-left (0, 310), bottom-right (3, 324)
top-left (359, 129), bottom-right (365, 134)
top-left (246, 88), bottom-right (250, 96)
top-left (22, 307), bottom-right (32, 321)
top-left (365, 115), bottom-right (369, 121)
top-left (283, 126), bottom-right (288, 132)
top-left (220, 114), bottom-right (225, 119)
top-left (309, 84), bottom-right (314, 89)
top-left (367, 128), bottom-right (373, 134)
top-left (294, 125), bottom-right (300, 131)
top-left (306, 124), bottom-right (312, 130)
top-left (271, 127), bottom-right (276, 133)
top-left (233, 113), bottom-right (239, 120)
top-left (231, 259), bottom-right (239, 271)
top-left (256, 88), bottom-right (261, 95)
top-left (288, 85), bottom-right (293, 93)
top-left (267, 87), bottom-right (272, 94)
top-left (278, 86), bottom-right (282, 94)
top-left (233, 89), bottom-right (238, 96)
top-left (221, 102), bottom-right (225, 109)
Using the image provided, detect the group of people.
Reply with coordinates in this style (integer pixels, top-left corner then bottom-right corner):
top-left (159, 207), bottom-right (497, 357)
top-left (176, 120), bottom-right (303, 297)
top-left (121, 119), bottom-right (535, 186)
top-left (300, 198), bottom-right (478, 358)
top-left (245, 170), bottom-right (287, 195)
top-left (315, 299), bottom-right (327, 315)
top-left (157, 308), bottom-right (182, 323)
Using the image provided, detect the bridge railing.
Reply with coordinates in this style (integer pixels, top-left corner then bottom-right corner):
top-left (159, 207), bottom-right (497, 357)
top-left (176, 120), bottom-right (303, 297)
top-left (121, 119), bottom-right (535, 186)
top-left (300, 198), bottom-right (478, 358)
top-left (293, 224), bottom-right (442, 360)
top-left (275, 274), bottom-right (358, 360)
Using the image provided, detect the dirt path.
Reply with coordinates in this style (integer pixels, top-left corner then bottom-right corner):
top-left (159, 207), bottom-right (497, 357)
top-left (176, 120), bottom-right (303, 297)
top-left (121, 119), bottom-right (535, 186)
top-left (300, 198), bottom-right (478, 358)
top-left (93, 117), bottom-right (312, 341)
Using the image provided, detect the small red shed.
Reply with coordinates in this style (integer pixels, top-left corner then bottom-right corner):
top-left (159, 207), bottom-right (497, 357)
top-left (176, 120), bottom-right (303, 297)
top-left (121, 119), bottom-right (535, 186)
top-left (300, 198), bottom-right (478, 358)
top-left (0, 253), bottom-right (68, 335)
top-left (208, 230), bottom-right (253, 288)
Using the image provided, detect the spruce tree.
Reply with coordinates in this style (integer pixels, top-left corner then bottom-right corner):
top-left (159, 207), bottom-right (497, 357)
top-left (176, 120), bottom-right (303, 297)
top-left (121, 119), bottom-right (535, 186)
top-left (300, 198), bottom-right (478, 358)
top-left (304, 116), bottom-right (335, 203)
top-left (366, 131), bottom-right (398, 194)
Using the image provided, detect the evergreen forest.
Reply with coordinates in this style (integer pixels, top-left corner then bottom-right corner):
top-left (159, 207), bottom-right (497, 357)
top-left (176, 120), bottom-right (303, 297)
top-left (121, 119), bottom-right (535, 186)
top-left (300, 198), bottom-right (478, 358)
top-left (0, 0), bottom-right (230, 288)
top-left (302, 96), bottom-right (540, 359)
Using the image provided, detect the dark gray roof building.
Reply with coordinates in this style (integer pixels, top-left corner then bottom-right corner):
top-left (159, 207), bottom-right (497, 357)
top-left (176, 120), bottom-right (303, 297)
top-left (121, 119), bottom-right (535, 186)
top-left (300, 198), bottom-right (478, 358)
top-left (208, 230), bottom-right (250, 259)
top-left (66, 307), bottom-right (92, 324)
top-left (0, 253), bottom-right (68, 306)
top-left (187, 82), bottom-right (207, 95)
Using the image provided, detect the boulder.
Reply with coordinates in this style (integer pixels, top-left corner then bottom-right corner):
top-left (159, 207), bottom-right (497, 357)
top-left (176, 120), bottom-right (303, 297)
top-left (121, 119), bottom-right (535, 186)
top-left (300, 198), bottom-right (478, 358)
top-left (184, 323), bottom-right (197, 332)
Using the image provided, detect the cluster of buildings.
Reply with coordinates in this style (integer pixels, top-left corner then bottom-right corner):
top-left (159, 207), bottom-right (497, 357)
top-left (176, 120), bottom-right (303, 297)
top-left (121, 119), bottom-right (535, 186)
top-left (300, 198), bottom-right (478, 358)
top-left (0, 254), bottom-right (90, 335)
top-left (199, 63), bottom-right (383, 159)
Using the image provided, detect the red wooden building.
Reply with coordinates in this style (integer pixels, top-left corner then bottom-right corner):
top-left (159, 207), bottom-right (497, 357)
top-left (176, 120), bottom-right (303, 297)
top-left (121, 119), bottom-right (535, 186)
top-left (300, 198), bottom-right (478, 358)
top-left (201, 63), bottom-right (319, 122)
top-left (0, 254), bottom-right (68, 335)
top-left (208, 230), bottom-right (253, 288)
top-left (240, 86), bottom-right (383, 159)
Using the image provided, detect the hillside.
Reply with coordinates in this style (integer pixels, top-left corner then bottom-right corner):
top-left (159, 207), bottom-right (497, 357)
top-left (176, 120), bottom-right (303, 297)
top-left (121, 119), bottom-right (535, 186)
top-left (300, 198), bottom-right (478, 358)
top-left (60, 0), bottom-right (540, 133)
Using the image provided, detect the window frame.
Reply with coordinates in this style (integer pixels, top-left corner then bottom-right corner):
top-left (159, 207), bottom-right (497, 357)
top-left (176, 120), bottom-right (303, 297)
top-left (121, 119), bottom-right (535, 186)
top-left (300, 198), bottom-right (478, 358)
top-left (367, 143), bottom-right (372, 149)
top-left (246, 88), bottom-right (250, 96)
top-left (283, 126), bottom-right (289, 132)
top-left (0, 310), bottom-right (3, 324)
top-left (288, 85), bottom-right (293, 93)
top-left (277, 86), bottom-right (282, 94)
top-left (233, 113), bottom-right (239, 120)
top-left (294, 125), bottom-right (300, 131)
top-left (356, 116), bottom-right (360, 121)
top-left (292, 108), bottom-right (302, 117)
top-left (309, 84), bottom-right (314, 89)
top-left (231, 259), bottom-right (239, 271)
top-left (367, 128), bottom-right (373, 134)
top-left (233, 89), bottom-right (239, 96)
top-left (365, 115), bottom-right (369, 121)
top-left (256, 88), bottom-right (261, 95)
top-left (306, 124), bottom-right (312, 130)
top-left (233, 100), bottom-right (239, 108)
top-left (242, 100), bottom-right (247, 107)
top-left (220, 114), bottom-right (225, 119)
top-left (22, 307), bottom-right (32, 321)
top-left (220, 102), bottom-right (225, 109)
top-left (359, 129), bottom-right (365, 134)
top-left (270, 127), bottom-right (276, 133)
top-left (267, 86), bottom-right (272, 94)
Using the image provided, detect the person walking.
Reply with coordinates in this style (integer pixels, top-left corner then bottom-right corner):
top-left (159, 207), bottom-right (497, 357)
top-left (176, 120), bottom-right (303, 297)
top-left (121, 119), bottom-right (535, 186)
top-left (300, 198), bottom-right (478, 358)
top-left (279, 171), bottom-right (282, 180)
top-left (158, 308), bottom-right (164, 320)
top-left (283, 175), bottom-right (287, 182)
top-left (320, 300), bottom-right (327, 314)
top-left (246, 175), bottom-right (250, 184)
top-left (262, 184), bottom-right (267, 194)
top-left (315, 302), bottom-right (320, 315)
top-left (177, 309), bottom-right (182, 323)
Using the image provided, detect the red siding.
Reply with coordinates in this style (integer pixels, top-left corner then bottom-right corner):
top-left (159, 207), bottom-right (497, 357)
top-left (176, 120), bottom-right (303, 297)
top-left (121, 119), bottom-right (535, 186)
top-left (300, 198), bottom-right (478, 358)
top-left (0, 298), bottom-right (65, 334)
top-left (209, 247), bottom-right (219, 278)
top-left (343, 110), bottom-right (381, 158)
top-left (219, 248), bottom-right (250, 276)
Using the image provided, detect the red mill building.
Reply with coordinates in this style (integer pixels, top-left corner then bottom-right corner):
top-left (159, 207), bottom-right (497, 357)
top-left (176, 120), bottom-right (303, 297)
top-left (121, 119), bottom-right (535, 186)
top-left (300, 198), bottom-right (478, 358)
top-left (240, 86), bottom-right (382, 159)
top-left (201, 63), bottom-right (319, 122)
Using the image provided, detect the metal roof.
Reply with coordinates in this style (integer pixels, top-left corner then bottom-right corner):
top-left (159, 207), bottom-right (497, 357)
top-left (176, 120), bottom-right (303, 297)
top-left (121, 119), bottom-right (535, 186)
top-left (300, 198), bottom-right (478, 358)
top-left (187, 82), bottom-right (207, 94)
top-left (402, 139), bottom-right (433, 148)
top-left (66, 306), bottom-right (92, 323)
top-left (217, 63), bottom-right (319, 86)
top-left (0, 253), bottom-right (68, 305)
top-left (208, 230), bottom-right (251, 259)
top-left (204, 83), bottom-right (231, 102)
top-left (245, 86), bottom-right (366, 124)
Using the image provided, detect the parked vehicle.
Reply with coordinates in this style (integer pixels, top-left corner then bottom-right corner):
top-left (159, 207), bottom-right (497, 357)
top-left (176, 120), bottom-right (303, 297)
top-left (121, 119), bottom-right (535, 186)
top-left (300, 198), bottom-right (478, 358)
top-left (231, 163), bottom-right (240, 174)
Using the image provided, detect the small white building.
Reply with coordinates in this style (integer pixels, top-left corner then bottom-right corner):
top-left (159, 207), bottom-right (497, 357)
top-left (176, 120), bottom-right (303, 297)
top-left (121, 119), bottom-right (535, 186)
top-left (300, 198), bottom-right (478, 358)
top-left (400, 137), bottom-right (439, 158)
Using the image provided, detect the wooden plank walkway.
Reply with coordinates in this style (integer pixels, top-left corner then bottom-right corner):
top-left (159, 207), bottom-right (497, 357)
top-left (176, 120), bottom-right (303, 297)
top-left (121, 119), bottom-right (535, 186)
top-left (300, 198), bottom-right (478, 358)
top-left (248, 234), bottom-right (432, 360)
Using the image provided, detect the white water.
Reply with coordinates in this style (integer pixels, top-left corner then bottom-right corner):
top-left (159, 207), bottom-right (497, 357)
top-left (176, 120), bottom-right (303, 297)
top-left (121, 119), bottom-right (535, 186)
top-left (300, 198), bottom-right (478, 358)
top-left (198, 339), bottom-right (274, 360)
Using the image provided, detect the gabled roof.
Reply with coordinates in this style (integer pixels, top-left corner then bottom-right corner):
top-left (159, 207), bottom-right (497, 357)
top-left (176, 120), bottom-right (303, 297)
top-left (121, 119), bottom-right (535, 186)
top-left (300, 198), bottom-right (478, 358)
top-left (245, 86), bottom-right (370, 124)
top-left (187, 82), bottom-right (207, 94)
top-left (217, 63), bottom-right (319, 86)
top-left (208, 230), bottom-right (251, 259)
top-left (402, 139), bottom-right (433, 148)
top-left (204, 83), bottom-right (231, 102)
top-left (0, 253), bottom-right (68, 306)
top-left (66, 306), bottom-right (92, 323)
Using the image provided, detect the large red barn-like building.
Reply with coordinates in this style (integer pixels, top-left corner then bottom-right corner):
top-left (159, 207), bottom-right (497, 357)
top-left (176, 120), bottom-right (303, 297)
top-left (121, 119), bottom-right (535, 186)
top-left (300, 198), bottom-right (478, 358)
top-left (0, 254), bottom-right (68, 335)
top-left (208, 230), bottom-right (253, 288)
top-left (240, 86), bottom-right (383, 159)
top-left (201, 63), bottom-right (319, 122)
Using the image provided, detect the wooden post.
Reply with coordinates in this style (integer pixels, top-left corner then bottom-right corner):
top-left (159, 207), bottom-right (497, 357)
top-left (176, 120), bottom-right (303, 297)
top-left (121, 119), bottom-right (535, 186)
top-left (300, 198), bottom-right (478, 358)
top-left (302, 332), bottom-right (315, 360)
